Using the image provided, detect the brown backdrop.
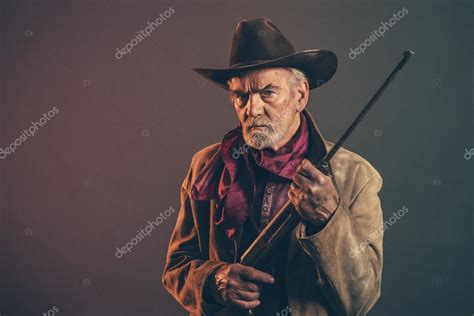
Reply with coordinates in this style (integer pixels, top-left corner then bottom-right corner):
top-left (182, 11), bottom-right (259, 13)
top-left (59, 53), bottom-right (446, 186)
top-left (1, 0), bottom-right (472, 315)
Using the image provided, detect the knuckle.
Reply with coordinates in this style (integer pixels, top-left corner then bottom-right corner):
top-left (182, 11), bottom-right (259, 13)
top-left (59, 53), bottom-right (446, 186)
top-left (319, 176), bottom-right (328, 185)
top-left (228, 290), bottom-right (239, 300)
top-left (229, 264), bottom-right (241, 274)
top-left (228, 279), bottom-right (237, 288)
top-left (223, 264), bottom-right (232, 274)
top-left (220, 289), bottom-right (230, 301)
top-left (300, 186), bottom-right (309, 195)
top-left (240, 268), bottom-right (250, 276)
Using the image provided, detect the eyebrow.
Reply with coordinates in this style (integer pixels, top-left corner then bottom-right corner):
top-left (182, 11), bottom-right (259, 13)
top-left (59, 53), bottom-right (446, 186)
top-left (230, 84), bottom-right (280, 95)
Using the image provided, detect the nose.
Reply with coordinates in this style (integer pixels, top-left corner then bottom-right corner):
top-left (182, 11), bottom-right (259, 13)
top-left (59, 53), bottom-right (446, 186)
top-left (246, 93), bottom-right (264, 117)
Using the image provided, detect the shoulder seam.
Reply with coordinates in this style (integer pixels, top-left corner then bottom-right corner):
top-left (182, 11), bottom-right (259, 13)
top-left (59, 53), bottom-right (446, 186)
top-left (349, 174), bottom-right (382, 206)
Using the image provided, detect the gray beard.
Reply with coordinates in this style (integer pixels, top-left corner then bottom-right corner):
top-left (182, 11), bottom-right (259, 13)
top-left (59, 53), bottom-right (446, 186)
top-left (243, 124), bottom-right (287, 150)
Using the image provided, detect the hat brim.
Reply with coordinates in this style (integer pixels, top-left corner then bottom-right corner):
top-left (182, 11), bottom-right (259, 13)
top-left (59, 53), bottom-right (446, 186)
top-left (192, 49), bottom-right (337, 90)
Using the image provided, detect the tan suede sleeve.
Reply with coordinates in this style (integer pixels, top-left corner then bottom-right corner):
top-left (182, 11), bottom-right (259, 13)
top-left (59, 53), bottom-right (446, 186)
top-left (161, 164), bottom-right (227, 316)
top-left (296, 175), bottom-right (384, 316)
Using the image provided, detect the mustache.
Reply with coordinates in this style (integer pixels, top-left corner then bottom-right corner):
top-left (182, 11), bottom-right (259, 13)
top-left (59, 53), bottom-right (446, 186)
top-left (244, 118), bottom-right (273, 131)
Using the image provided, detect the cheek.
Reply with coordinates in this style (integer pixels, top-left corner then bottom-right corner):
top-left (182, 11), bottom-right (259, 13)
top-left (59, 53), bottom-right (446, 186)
top-left (264, 99), bottom-right (283, 116)
top-left (236, 108), bottom-right (246, 124)
top-left (267, 98), bottom-right (293, 120)
top-left (271, 95), bottom-right (292, 111)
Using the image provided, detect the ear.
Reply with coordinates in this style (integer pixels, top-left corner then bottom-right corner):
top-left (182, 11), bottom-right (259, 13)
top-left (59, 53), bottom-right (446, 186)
top-left (295, 80), bottom-right (309, 112)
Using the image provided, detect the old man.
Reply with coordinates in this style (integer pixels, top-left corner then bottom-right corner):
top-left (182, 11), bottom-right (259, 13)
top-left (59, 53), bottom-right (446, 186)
top-left (162, 17), bottom-right (384, 316)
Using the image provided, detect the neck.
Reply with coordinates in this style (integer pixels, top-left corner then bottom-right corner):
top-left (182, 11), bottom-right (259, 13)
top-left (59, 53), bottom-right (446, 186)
top-left (269, 113), bottom-right (301, 151)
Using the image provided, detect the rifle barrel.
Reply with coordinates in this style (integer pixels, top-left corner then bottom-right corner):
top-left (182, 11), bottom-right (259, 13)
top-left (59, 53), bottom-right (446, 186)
top-left (240, 50), bottom-right (414, 268)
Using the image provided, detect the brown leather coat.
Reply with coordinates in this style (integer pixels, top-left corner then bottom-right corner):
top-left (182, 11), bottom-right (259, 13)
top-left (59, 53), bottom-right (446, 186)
top-left (162, 110), bottom-right (384, 316)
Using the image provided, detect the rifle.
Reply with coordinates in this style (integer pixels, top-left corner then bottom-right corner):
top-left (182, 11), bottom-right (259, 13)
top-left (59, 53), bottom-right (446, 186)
top-left (241, 51), bottom-right (413, 314)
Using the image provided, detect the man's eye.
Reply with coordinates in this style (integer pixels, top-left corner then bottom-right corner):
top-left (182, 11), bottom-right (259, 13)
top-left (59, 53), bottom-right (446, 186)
top-left (236, 95), bottom-right (248, 106)
top-left (260, 90), bottom-right (274, 97)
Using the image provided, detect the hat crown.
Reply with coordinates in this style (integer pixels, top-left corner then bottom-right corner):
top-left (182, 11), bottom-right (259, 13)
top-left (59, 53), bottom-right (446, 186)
top-left (229, 17), bottom-right (295, 68)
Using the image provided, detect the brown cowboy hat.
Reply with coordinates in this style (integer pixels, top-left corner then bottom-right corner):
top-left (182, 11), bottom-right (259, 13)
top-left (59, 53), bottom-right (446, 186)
top-left (193, 17), bottom-right (337, 90)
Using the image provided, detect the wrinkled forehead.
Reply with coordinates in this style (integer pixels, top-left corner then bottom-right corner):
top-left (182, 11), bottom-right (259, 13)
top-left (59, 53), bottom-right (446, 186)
top-left (227, 67), bottom-right (289, 92)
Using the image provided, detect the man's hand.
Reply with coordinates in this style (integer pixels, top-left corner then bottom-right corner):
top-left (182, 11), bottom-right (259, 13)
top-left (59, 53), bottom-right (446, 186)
top-left (207, 263), bottom-right (275, 309)
top-left (288, 159), bottom-right (340, 225)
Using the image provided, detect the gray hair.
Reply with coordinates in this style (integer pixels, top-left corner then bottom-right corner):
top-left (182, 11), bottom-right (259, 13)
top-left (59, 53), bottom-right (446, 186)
top-left (285, 67), bottom-right (308, 92)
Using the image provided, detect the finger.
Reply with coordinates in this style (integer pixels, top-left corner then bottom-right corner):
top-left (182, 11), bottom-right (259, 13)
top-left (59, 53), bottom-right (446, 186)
top-left (230, 298), bottom-right (261, 310)
top-left (235, 288), bottom-right (260, 301)
top-left (288, 188), bottom-right (304, 212)
top-left (300, 198), bottom-right (317, 211)
top-left (287, 188), bottom-right (294, 202)
top-left (292, 172), bottom-right (312, 189)
top-left (228, 278), bottom-right (260, 293)
top-left (239, 265), bottom-right (275, 284)
top-left (298, 159), bottom-right (325, 181)
top-left (287, 188), bottom-right (300, 202)
top-left (289, 183), bottom-right (305, 200)
top-left (240, 280), bottom-right (261, 293)
top-left (227, 286), bottom-right (260, 302)
top-left (290, 182), bottom-right (302, 194)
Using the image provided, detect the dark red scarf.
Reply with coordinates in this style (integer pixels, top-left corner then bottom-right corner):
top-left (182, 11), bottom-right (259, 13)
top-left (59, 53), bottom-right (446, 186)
top-left (191, 113), bottom-right (309, 239)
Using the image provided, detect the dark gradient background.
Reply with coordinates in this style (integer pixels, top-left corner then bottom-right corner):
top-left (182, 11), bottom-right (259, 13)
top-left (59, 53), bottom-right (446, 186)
top-left (0, 0), bottom-right (472, 315)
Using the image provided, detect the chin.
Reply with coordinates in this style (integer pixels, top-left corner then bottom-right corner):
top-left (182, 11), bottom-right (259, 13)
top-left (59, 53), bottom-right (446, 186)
top-left (244, 131), bottom-right (282, 150)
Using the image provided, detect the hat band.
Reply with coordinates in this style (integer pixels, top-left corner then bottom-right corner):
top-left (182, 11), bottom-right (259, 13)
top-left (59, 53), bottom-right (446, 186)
top-left (229, 59), bottom-right (277, 68)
